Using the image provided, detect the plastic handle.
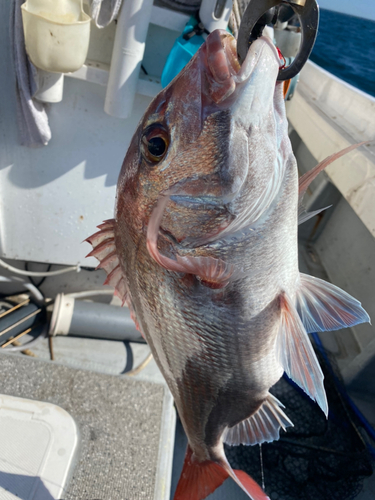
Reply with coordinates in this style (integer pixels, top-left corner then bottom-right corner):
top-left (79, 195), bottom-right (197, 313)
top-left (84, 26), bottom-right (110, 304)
top-left (199, 0), bottom-right (233, 32)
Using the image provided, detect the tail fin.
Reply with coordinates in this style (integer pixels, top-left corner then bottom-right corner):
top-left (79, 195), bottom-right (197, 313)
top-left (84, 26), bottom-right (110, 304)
top-left (173, 446), bottom-right (228, 500)
top-left (222, 459), bottom-right (270, 500)
top-left (174, 445), bottom-right (269, 500)
top-left (233, 470), bottom-right (270, 500)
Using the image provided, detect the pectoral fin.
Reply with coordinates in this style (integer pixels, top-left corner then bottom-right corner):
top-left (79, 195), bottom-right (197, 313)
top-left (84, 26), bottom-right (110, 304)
top-left (147, 195), bottom-right (235, 288)
top-left (296, 273), bottom-right (370, 333)
top-left (223, 394), bottom-right (293, 446)
top-left (276, 291), bottom-right (328, 416)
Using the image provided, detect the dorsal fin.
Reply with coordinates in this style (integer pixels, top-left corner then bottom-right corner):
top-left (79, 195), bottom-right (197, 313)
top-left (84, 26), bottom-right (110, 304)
top-left (298, 142), bottom-right (366, 225)
top-left (86, 220), bottom-right (144, 337)
top-left (223, 393), bottom-right (293, 446)
top-left (85, 219), bottom-right (128, 306)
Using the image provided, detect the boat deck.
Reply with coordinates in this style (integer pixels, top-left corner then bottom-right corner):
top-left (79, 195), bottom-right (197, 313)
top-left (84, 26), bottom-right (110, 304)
top-left (0, 348), bottom-right (175, 500)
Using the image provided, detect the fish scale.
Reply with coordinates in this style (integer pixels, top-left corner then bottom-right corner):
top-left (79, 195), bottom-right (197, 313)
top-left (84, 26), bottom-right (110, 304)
top-left (87, 31), bottom-right (370, 500)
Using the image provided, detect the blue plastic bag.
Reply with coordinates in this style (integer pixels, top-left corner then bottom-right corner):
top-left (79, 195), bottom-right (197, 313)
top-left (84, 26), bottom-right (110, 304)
top-left (161, 17), bottom-right (207, 88)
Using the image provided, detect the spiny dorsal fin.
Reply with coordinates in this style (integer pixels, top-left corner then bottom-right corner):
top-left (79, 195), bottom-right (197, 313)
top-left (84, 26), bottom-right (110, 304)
top-left (276, 291), bottom-right (328, 417)
top-left (298, 142), bottom-right (366, 225)
top-left (85, 219), bottom-right (128, 306)
top-left (296, 273), bottom-right (370, 333)
top-left (223, 393), bottom-right (293, 446)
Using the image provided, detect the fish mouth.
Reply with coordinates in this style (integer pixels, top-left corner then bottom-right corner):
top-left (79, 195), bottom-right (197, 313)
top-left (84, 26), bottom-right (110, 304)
top-left (204, 31), bottom-right (281, 104)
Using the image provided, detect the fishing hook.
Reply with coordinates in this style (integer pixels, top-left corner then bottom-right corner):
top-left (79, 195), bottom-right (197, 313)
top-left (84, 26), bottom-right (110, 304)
top-left (237, 0), bottom-right (319, 81)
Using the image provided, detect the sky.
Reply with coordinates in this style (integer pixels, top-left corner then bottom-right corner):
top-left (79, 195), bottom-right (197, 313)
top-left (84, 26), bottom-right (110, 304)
top-left (318, 0), bottom-right (375, 21)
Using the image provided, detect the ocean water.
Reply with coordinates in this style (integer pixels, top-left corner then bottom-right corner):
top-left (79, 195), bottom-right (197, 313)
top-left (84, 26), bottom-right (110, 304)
top-left (310, 8), bottom-right (375, 97)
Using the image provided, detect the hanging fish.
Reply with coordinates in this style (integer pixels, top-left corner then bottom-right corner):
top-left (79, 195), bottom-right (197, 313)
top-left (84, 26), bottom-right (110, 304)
top-left (86, 30), bottom-right (369, 500)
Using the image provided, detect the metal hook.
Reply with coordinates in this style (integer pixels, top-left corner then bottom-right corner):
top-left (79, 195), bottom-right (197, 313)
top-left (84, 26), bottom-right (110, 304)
top-left (237, 0), bottom-right (319, 81)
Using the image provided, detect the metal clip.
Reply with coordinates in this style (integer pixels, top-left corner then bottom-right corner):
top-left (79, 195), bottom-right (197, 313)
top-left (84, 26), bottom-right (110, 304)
top-left (237, 0), bottom-right (319, 81)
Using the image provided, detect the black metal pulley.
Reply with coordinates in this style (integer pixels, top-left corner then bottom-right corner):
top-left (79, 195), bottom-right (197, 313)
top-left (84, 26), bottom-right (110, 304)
top-left (237, 0), bottom-right (320, 81)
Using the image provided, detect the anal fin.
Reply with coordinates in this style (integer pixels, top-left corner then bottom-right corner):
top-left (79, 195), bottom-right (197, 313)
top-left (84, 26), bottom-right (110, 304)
top-left (223, 394), bottom-right (293, 446)
top-left (296, 273), bottom-right (370, 333)
top-left (276, 291), bottom-right (328, 416)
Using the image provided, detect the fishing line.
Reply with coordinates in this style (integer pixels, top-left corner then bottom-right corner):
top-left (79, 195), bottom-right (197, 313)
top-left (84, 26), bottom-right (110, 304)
top-left (259, 443), bottom-right (265, 491)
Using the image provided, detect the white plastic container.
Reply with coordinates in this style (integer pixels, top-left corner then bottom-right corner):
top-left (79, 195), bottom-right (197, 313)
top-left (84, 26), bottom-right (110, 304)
top-left (21, 0), bottom-right (91, 73)
top-left (0, 394), bottom-right (78, 499)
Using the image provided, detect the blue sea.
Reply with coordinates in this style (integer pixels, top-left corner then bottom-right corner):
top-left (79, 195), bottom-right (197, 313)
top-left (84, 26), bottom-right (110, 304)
top-left (310, 8), bottom-right (375, 97)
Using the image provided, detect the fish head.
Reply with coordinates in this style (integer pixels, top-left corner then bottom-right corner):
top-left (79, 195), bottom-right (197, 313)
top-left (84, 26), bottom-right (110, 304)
top-left (116, 30), bottom-right (290, 248)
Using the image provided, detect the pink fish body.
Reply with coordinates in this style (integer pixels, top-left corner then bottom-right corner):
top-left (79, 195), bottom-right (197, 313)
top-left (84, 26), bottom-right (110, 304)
top-left (87, 31), bottom-right (369, 500)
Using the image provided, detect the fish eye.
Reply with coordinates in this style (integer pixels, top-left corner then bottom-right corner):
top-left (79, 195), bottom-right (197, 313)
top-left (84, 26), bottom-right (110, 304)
top-left (148, 137), bottom-right (166, 157)
top-left (142, 125), bottom-right (169, 163)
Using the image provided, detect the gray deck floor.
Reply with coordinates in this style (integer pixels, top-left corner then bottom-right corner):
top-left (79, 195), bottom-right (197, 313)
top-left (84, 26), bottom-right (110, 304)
top-left (0, 347), bottom-right (175, 500)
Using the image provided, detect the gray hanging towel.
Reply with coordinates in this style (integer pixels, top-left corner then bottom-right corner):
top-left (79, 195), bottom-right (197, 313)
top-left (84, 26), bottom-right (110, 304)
top-left (10, 0), bottom-right (51, 147)
top-left (10, 0), bottom-right (125, 147)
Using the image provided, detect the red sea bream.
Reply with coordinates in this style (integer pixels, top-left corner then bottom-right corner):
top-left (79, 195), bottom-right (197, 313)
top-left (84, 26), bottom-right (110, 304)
top-left (86, 30), bottom-right (370, 500)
